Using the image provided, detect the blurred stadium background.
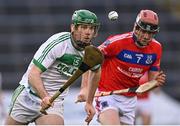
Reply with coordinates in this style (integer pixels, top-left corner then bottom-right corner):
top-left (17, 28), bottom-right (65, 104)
top-left (0, 0), bottom-right (180, 124)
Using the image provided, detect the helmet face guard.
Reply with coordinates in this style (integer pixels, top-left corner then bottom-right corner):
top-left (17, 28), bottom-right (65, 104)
top-left (136, 17), bottom-right (159, 33)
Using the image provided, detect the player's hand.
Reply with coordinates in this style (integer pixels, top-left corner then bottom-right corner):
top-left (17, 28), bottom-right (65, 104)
top-left (155, 71), bottom-right (166, 86)
top-left (41, 96), bottom-right (53, 110)
top-left (75, 90), bottom-right (87, 103)
top-left (84, 102), bottom-right (96, 125)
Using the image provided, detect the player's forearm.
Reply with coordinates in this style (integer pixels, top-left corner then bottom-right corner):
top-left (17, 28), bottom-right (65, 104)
top-left (29, 74), bottom-right (48, 99)
top-left (28, 66), bottom-right (49, 99)
top-left (81, 71), bottom-right (90, 89)
top-left (148, 71), bottom-right (159, 80)
top-left (86, 68), bottom-right (101, 104)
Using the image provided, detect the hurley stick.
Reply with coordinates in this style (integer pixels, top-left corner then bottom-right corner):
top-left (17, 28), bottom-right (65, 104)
top-left (40, 45), bottom-right (104, 114)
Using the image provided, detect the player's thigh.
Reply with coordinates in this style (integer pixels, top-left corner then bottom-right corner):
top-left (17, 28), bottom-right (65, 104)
top-left (99, 109), bottom-right (120, 125)
top-left (9, 86), bottom-right (42, 124)
top-left (5, 115), bottom-right (28, 125)
top-left (137, 99), bottom-right (152, 115)
top-left (35, 114), bottom-right (64, 125)
top-left (96, 95), bottom-right (137, 125)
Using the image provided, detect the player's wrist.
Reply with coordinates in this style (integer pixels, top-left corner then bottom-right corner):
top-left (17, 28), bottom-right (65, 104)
top-left (40, 93), bottom-right (50, 99)
top-left (86, 99), bottom-right (93, 104)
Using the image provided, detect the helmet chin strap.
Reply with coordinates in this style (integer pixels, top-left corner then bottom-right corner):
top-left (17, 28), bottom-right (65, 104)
top-left (76, 40), bottom-right (91, 49)
top-left (133, 33), bottom-right (147, 48)
top-left (136, 40), bottom-right (147, 47)
top-left (71, 34), bottom-right (91, 51)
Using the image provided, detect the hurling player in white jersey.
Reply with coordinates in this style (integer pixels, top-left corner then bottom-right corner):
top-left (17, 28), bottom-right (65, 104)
top-left (5, 9), bottom-right (100, 125)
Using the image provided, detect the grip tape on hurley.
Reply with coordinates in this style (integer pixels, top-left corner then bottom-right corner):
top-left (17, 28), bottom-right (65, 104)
top-left (79, 62), bottom-right (91, 72)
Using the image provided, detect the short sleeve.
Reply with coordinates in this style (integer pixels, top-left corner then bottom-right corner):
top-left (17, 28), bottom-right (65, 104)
top-left (98, 39), bottom-right (120, 57)
top-left (150, 44), bottom-right (162, 71)
top-left (32, 35), bottom-right (67, 72)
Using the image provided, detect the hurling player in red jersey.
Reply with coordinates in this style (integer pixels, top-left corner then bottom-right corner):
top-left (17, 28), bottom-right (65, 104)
top-left (76, 9), bottom-right (166, 125)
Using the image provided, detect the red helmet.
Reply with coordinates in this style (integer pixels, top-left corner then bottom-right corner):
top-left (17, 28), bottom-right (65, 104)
top-left (136, 10), bottom-right (159, 33)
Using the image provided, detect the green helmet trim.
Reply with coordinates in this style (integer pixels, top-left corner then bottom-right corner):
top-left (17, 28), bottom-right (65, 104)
top-left (72, 9), bottom-right (100, 26)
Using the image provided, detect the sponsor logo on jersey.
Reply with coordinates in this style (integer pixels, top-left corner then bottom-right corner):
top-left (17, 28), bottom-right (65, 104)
top-left (129, 67), bottom-right (143, 73)
top-left (57, 62), bottom-right (77, 76)
top-left (117, 67), bottom-right (143, 78)
top-left (117, 50), bottom-right (156, 66)
top-left (57, 54), bottom-right (82, 76)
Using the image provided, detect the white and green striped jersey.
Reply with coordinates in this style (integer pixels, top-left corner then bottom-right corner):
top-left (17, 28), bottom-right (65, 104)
top-left (19, 32), bottom-right (85, 97)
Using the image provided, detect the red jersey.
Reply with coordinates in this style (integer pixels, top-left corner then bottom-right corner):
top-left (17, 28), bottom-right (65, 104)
top-left (98, 32), bottom-right (162, 96)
